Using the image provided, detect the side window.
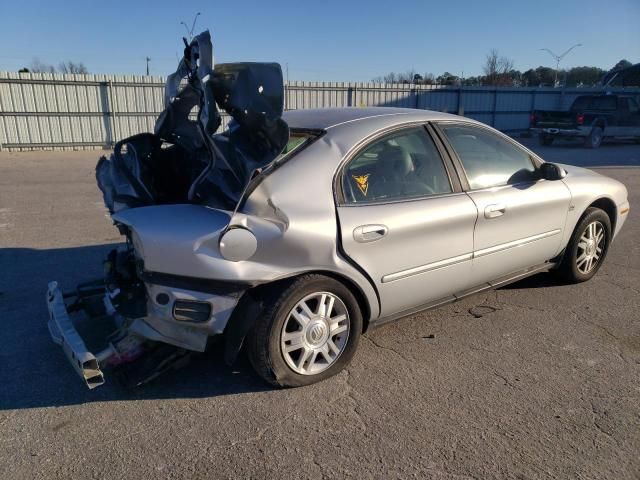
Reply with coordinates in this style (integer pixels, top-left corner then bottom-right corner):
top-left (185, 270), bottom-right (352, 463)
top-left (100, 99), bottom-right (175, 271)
top-left (342, 128), bottom-right (452, 203)
top-left (627, 98), bottom-right (639, 113)
top-left (440, 124), bottom-right (537, 190)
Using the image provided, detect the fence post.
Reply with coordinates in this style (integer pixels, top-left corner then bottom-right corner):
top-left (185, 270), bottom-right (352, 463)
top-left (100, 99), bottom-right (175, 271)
top-left (107, 80), bottom-right (117, 147)
top-left (530, 89), bottom-right (536, 113)
top-left (411, 87), bottom-right (418, 109)
top-left (347, 86), bottom-right (353, 107)
top-left (457, 87), bottom-right (464, 116)
top-left (492, 89), bottom-right (498, 127)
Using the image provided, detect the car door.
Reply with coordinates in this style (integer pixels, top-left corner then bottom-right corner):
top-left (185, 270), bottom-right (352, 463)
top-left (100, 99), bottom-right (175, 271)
top-left (435, 122), bottom-right (571, 285)
top-left (336, 125), bottom-right (478, 318)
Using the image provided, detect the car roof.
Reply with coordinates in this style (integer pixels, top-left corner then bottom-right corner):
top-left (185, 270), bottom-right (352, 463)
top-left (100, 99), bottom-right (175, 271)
top-left (283, 107), bottom-right (467, 131)
top-left (283, 107), bottom-right (483, 159)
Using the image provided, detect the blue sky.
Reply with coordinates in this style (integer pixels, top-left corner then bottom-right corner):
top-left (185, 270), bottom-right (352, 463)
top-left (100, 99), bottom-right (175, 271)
top-left (1, 0), bottom-right (638, 81)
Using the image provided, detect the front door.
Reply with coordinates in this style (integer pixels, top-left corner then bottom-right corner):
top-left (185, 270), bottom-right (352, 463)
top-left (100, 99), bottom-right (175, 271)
top-left (336, 126), bottom-right (478, 318)
top-left (437, 122), bottom-right (571, 285)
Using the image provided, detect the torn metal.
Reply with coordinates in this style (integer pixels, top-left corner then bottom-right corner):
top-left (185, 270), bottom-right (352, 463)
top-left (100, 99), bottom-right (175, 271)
top-left (49, 30), bottom-right (289, 388)
top-left (96, 30), bottom-right (289, 213)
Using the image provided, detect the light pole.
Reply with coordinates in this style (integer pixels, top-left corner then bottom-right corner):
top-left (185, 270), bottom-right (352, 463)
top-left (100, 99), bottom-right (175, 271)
top-left (145, 57), bottom-right (151, 76)
top-left (540, 43), bottom-right (582, 87)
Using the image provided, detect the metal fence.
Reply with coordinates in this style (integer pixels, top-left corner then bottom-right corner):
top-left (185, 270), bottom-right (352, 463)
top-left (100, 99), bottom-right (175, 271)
top-left (1, 71), bottom-right (639, 151)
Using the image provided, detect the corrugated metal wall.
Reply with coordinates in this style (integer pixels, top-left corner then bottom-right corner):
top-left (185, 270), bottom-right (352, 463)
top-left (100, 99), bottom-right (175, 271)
top-left (1, 71), bottom-right (639, 151)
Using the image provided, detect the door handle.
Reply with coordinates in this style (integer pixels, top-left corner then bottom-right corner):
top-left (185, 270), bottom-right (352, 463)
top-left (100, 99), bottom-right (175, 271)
top-left (484, 203), bottom-right (506, 219)
top-left (353, 224), bottom-right (388, 243)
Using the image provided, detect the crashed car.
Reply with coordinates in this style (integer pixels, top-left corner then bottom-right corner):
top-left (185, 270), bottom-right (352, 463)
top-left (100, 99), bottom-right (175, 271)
top-left (46, 32), bottom-right (630, 389)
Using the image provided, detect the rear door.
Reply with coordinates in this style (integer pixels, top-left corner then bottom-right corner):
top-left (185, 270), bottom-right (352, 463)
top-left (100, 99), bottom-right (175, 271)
top-left (336, 125), bottom-right (478, 318)
top-left (435, 122), bottom-right (571, 285)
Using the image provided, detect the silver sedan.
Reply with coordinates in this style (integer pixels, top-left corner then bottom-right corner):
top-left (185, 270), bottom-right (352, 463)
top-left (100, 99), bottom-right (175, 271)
top-left (48, 107), bottom-right (630, 388)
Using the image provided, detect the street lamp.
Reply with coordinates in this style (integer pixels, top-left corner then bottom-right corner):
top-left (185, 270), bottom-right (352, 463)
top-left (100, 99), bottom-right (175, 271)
top-left (540, 43), bottom-right (583, 87)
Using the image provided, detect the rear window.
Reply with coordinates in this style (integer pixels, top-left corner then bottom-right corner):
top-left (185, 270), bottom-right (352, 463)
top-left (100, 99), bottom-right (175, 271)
top-left (571, 96), bottom-right (617, 111)
top-left (275, 131), bottom-right (320, 162)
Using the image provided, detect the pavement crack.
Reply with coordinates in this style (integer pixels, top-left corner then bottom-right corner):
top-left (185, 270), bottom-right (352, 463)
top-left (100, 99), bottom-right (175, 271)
top-left (469, 344), bottom-right (498, 355)
top-left (570, 309), bottom-right (620, 341)
top-left (330, 368), bottom-right (367, 432)
top-left (492, 370), bottom-right (518, 389)
top-left (363, 335), bottom-right (411, 363)
top-left (570, 309), bottom-right (630, 364)
top-left (590, 401), bottom-right (615, 441)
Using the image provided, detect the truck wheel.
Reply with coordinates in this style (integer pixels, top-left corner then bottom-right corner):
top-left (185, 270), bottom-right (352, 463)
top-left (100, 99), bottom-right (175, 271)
top-left (538, 134), bottom-right (554, 146)
top-left (247, 274), bottom-right (362, 387)
top-left (557, 207), bottom-right (611, 283)
top-left (584, 126), bottom-right (603, 149)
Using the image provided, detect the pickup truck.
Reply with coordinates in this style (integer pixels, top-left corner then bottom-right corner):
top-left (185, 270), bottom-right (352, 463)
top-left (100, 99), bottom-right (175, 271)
top-left (530, 94), bottom-right (640, 148)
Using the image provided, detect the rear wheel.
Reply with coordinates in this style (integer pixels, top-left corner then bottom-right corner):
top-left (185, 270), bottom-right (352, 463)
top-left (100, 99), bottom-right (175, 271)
top-left (584, 126), bottom-right (603, 149)
top-left (557, 207), bottom-right (611, 283)
top-left (247, 274), bottom-right (362, 387)
top-left (538, 133), bottom-right (554, 146)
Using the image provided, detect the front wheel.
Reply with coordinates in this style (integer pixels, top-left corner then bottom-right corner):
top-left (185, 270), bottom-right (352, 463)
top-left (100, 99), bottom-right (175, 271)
top-left (247, 274), bottom-right (362, 387)
top-left (557, 207), bottom-right (611, 283)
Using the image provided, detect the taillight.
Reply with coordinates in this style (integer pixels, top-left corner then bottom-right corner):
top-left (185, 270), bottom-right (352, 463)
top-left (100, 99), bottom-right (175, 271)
top-left (529, 113), bottom-right (537, 126)
top-left (576, 114), bottom-right (585, 125)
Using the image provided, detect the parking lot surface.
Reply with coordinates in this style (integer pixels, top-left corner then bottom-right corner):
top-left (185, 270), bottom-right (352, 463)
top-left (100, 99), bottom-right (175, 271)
top-left (1, 139), bottom-right (639, 479)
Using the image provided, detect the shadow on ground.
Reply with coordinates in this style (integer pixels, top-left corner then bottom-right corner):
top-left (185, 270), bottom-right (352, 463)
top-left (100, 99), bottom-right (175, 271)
top-left (0, 243), bottom-right (571, 411)
top-left (0, 244), bottom-right (270, 411)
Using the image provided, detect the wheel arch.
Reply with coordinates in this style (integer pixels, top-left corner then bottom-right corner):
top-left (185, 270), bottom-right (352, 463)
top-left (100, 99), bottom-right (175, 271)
top-left (588, 196), bottom-right (617, 233)
top-left (592, 117), bottom-right (607, 131)
top-left (222, 269), bottom-right (374, 365)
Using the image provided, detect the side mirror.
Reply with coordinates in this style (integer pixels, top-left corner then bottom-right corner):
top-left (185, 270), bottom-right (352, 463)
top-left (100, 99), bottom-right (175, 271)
top-left (539, 162), bottom-right (567, 181)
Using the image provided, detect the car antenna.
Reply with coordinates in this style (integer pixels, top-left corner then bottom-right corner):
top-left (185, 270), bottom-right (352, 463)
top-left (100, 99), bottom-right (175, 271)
top-left (180, 12), bottom-right (201, 41)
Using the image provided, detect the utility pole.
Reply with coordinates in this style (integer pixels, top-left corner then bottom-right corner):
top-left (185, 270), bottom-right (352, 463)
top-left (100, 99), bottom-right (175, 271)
top-left (540, 44), bottom-right (582, 87)
top-left (145, 57), bottom-right (151, 76)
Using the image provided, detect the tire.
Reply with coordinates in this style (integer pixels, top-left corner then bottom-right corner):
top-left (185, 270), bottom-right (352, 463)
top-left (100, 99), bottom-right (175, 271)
top-left (538, 133), bottom-right (554, 146)
top-left (584, 126), bottom-right (603, 149)
top-left (247, 274), bottom-right (362, 387)
top-left (557, 207), bottom-right (611, 283)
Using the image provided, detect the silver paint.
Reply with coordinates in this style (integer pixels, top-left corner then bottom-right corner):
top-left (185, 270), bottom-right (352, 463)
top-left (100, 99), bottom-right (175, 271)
top-left (110, 107), bottom-right (628, 349)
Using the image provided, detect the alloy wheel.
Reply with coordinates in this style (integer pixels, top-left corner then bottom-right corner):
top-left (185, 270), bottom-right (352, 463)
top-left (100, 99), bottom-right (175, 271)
top-left (280, 292), bottom-right (350, 375)
top-left (576, 221), bottom-right (605, 274)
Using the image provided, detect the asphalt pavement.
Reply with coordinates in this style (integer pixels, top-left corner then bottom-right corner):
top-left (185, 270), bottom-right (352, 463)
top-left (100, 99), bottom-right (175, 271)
top-left (0, 138), bottom-right (639, 479)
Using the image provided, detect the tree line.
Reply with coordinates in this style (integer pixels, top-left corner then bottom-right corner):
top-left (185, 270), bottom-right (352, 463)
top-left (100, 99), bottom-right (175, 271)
top-left (19, 59), bottom-right (89, 75)
top-left (372, 52), bottom-right (633, 87)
